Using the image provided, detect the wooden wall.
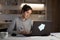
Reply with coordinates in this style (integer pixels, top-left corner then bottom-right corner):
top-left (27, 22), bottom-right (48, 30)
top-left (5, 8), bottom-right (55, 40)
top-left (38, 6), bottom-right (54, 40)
top-left (47, 0), bottom-right (60, 32)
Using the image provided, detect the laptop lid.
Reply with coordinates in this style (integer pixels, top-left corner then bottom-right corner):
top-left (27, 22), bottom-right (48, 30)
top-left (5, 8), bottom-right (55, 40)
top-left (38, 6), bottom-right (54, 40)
top-left (31, 21), bottom-right (51, 36)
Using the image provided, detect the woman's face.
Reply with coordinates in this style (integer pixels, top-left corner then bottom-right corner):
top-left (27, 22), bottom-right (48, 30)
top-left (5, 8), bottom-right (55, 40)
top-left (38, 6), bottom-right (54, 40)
top-left (23, 10), bottom-right (32, 19)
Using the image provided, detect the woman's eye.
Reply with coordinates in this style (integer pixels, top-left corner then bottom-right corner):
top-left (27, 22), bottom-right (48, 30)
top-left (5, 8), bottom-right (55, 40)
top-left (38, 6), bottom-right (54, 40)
top-left (27, 12), bottom-right (29, 13)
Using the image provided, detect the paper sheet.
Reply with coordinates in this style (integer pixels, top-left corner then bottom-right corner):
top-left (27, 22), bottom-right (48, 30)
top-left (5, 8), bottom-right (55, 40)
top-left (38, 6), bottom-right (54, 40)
top-left (38, 24), bottom-right (45, 31)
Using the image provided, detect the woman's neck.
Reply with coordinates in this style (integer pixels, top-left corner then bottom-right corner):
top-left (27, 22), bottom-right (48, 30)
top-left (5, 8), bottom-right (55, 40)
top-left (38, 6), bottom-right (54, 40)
top-left (21, 15), bottom-right (26, 21)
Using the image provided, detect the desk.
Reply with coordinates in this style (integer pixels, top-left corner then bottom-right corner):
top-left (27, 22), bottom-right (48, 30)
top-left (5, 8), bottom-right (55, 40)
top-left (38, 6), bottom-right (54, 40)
top-left (0, 35), bottom-right (60, 40)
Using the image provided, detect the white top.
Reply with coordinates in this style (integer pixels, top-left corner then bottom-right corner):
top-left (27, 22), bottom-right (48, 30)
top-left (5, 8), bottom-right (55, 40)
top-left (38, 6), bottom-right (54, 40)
top-left (7, 17), bottom-right (33, 35)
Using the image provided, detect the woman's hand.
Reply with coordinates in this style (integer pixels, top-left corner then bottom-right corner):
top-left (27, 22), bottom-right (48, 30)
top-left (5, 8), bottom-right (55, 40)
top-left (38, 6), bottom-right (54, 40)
top-left (16, 29), bottom-right (32, 34)
top-left (27, 31), bottom-right (32, 34)
top-left (20, 31), bottom-right (27, 34)
top-left (17, 31), bottom-right (27, 34)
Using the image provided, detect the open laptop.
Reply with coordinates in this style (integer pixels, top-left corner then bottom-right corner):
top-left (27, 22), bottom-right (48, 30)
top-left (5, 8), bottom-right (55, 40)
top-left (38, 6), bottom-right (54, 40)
top-left (31, 21), bottom-right (52, 36)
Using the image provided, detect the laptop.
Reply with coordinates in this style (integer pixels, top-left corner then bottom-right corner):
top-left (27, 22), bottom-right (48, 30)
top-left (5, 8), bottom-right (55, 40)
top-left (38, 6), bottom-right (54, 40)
top-left (31, 21), bottom-right (52, 36)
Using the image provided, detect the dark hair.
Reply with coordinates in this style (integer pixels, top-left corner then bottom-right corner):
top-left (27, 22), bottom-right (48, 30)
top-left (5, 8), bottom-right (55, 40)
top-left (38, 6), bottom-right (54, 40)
top-left (21, 5), bottom-right (32, 13)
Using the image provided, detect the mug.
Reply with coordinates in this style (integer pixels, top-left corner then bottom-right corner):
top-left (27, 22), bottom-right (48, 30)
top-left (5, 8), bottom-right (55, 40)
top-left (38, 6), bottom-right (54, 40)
top-left (0, 32), bottom-right (8, 39)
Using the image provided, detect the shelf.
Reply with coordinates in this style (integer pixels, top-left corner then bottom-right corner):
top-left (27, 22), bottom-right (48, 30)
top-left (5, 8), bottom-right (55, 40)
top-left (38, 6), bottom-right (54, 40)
top-left (0, 0), bottom-right (47, 21)
top-left (0, 21), bottom-right (11, 24)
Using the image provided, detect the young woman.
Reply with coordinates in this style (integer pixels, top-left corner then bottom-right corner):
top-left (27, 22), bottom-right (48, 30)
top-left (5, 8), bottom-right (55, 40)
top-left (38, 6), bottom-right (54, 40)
top-left (7, 5), bottom-right (33, 36)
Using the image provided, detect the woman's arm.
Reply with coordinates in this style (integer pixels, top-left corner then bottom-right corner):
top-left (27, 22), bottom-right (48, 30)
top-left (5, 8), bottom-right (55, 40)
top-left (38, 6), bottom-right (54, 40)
top-left (7, 19), bottom-right (16, 34)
